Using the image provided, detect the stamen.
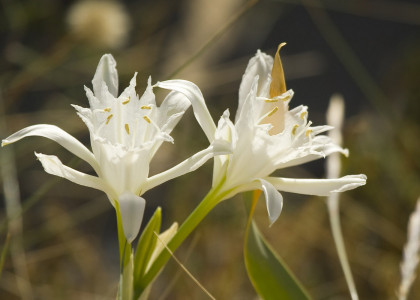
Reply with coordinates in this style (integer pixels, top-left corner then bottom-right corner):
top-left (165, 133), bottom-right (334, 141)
top-left (300, 111), bottom-right (307, 120)
top-left (258, 106), bottom-right (280, 124)
top-left (267, 106), bottom-right (279, 117)
top-left (264, 99), bottom-right (278, 103)
top-left (292, 124), bottom-right (299, 135)
top-left (104, 107), bottom-right (111, 112)
top-left (141, 105), bottom-right (152, 110)
top-left (125, 124), bottom-right (130, 134)
top-left (143, 116), bottom-right (151, 124)
top-left (305, 129), bottom-right (313, 137)
top-left (106, 114), bottom-right (113, 124)
top-left (122, 96), bottom-right (130, 105)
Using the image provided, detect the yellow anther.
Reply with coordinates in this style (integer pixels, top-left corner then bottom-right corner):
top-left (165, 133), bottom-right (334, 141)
top-left (106, 114), bottom-right (113, 124)
top-left (125, 124), bottom-right (130, 134)
top-left (122, 96), bottom-right (130, 105)
top-left (143, 116), bottom-right (151, 124)
top-left (141, 105), bottom-right (152, 110)
top-left (104, 107), bottom-right (111, 112)
top-left (264, 99), bottom-right (278, 103)
top-left (291, 124), bottom-right (299, 135)
top-left (267, 106), bottom-right (279, 117)
top-left (300, 111), bottom-right (307, 120)
top-left (305, 129), bottom-right (313, 137)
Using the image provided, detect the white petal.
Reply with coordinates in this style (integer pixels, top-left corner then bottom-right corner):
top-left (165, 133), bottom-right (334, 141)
top-left (2, 124), bottom-right (99, 172)
top-left (158, 90), bottom-right (191, 134)
top-left (35, 152), bottom-right (114, 197)
top-left (155, 80), bottom-right (216, 142)
top-left (235, 75), bottom-right (259, 127)
top-left (213, 110), bottom-right (236, 185)
top-left (144, 140), bottom-right (231, 193)
top-left (118, 192), bottom-right (146, 243)
top-left (266, 175), bottom-right (367, 196)
top-left (238, 50), bottom-right (273, 118)
top-left (149, 90), bottom-right (191, 158)
top-left (92, 54), bottom-right (119, 98)
top-left (258, 178), bottom-right (284, 226)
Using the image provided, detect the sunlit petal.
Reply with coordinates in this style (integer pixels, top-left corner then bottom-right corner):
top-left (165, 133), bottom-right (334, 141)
top-left (155, 80), bottom-right (216, 142)
top-left (35, 152), bottom-right (113, 198)
top-left (144, 140), bottom-right (231, 193)
top-left (237, 50), bottom-right (273, 119)
top-left (2, 124), bottom-right (99, 172)
top-left (266, 175), bottom-right (367, 196)
top-left (92, 53), bottom-right (119, 98)
top-left (258, 178), bottom-right (284, 226)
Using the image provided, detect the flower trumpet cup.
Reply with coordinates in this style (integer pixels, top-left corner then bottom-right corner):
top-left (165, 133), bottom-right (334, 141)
top-left (2, 54), bottom-right (229, 242)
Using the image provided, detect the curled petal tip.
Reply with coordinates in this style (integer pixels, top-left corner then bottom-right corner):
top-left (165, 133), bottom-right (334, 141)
top-left (258, 178), bottom-right (283, 227)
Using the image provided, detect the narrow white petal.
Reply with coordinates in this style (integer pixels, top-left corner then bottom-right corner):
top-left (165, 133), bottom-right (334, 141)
top-left (92, 54), bottom-right (119, 98)
top-left (266, 175), bottom-right (367, 196)
top-left (118, 192), bottom-right (146, 243)
top-left (213, 110), bottom-right (236, 185)
top-left (144, 141), bottom-right (231, 193)
top-left (258, 178), bottom-right (284, 226)
top-left (2, 124), bottom-right (99, 172)
top-left (35, 152), bottom-right (113, 197)
top-left (149, 91), bottom-right (191, 158)
top-left (159, 90), bottom-right (191, 133)
top-left (155, 80), bottom-right (216, 142)
top-left (238, 50), bottom-right (273, 117)
top-left (235, 76), bottom-right (259, 127)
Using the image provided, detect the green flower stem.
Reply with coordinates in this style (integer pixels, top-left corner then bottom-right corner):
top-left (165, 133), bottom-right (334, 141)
top-left (138, 179), bottom-right (230, 293)
top-left (116, 202), bottom-right (132, 268)
top-left (115, 202), bottom-right (134, 300)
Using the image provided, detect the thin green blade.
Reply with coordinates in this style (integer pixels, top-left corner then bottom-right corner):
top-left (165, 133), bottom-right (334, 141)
top-left (244, 191), bottom-right (311, 300)
top-left (133, 207), bottom-right (161, 298)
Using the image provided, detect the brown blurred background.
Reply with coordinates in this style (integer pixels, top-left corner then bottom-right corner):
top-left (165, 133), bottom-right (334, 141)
top-left (1, 0), bottom-right (420, 299)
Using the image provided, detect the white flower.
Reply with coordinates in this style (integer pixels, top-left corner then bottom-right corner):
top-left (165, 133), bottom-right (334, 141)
top-left (2, 54), bottom-right (228, 243)
top-left (156, 45), bottom-right (367, 225)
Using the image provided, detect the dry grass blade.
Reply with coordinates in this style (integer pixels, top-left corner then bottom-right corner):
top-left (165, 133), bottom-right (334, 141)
top-left (166, 0), bottom-right (259, 79)
top-left (154, 231), bottom-right (216, 300)
top-left (398, 199), bottom-right (420, 300)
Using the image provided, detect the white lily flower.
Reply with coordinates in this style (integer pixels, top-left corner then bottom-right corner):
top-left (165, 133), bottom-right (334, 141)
top-left (2, 54), bottom-right (228, 243)
top-left (157, 45), bottom-right (366, 226)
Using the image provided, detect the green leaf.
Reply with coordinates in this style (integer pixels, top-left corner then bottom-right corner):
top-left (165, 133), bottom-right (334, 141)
top-left (133, 207), bottom-right (162, 299)
top-left (244, 191), bottom-right (311, 300)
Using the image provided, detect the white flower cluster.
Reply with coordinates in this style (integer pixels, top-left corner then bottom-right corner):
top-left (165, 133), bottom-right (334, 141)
top-left (2, 46), bottom-right (366, 241)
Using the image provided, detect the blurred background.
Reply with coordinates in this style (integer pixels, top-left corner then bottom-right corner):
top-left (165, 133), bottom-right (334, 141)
top-left (1, 0), bottom-right (420, 299)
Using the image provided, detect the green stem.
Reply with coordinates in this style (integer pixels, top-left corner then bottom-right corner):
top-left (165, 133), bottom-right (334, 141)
top-left (116, 203), bottom-right (132, 269)
top-left (138, 180), bottom-right (229, 292)
top-left (115, 203), bottom-right (134, 300)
